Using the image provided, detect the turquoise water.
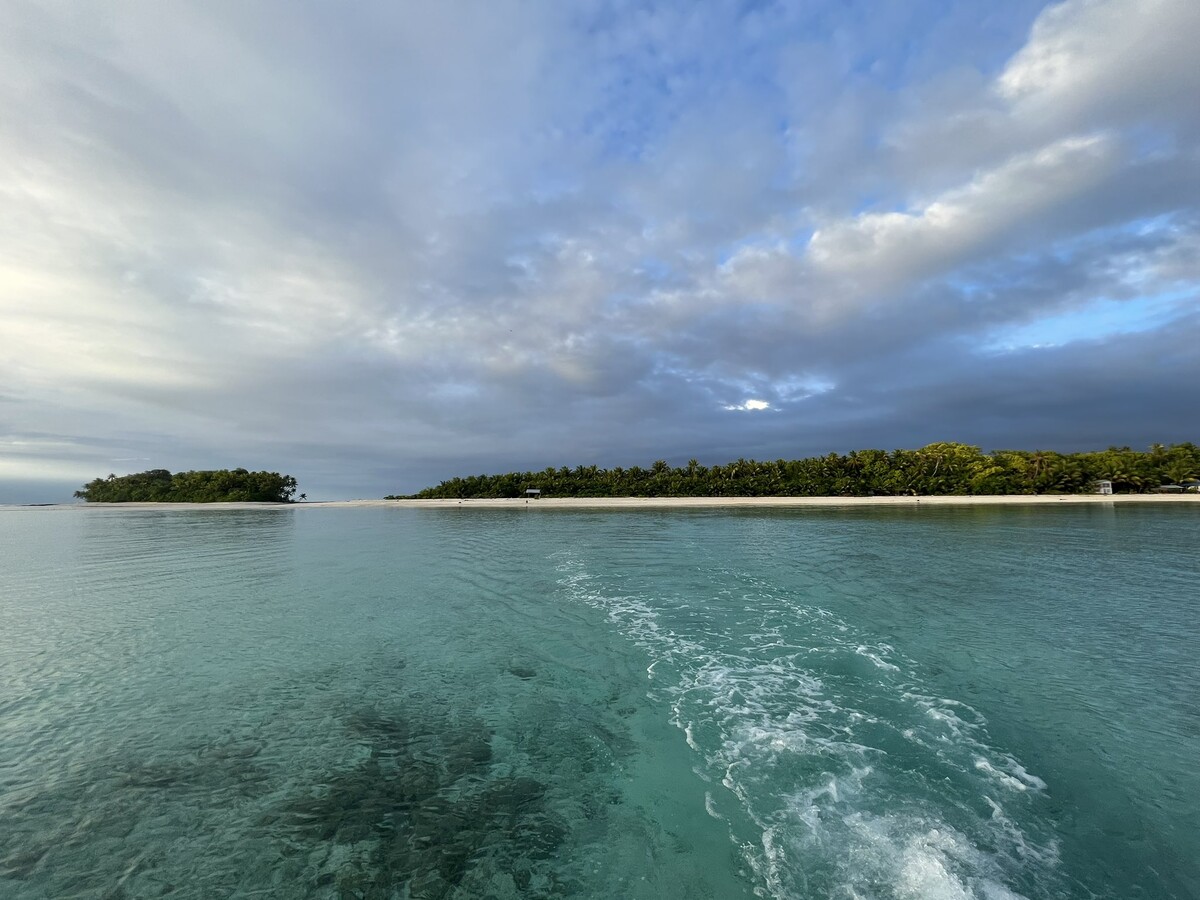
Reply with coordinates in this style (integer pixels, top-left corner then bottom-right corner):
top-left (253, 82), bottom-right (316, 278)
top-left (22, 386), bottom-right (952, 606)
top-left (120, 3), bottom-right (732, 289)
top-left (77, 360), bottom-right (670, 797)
top-left (0, 505), bottom-right (1196, 899)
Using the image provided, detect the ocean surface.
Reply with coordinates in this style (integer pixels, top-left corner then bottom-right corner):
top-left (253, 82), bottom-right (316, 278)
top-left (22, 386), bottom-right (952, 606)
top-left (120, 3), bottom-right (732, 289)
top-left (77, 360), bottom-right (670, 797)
top-left (0, 505), bottom-right (1196, 899)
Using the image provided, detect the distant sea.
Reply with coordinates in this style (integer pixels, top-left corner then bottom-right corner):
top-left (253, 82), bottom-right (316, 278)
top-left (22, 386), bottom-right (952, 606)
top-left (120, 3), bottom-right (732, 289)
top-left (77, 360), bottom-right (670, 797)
top-left (0, 505), bottom-right (1196, 899)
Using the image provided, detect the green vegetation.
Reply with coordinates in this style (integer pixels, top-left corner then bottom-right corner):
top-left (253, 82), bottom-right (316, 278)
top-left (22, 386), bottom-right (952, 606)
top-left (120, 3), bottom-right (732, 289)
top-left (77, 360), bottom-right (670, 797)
top-left (392, 442), bottom-right (1200, 499)
top-left (75, 469), bottom-right (298, 503)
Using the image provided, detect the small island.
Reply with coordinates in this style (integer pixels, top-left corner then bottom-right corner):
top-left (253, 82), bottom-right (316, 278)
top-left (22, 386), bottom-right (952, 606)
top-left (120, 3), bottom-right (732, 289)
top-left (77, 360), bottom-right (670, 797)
top-left (74, 469), bottom-right (299, 503)
top-left (390, 442), bottom-right (1200, 500)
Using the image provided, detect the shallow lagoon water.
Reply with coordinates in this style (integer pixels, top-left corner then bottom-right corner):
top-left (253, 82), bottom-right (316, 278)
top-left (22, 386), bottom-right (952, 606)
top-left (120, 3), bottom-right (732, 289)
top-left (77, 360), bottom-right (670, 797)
top-left (0, 505), bottom-right (1196, 898)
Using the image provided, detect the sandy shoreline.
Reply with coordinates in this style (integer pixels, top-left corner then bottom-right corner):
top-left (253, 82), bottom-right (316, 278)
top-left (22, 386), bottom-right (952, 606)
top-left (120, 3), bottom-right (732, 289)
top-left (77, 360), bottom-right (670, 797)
top-left (7, 494), bottom-right (1199, 511)
top-left (344, 494), bottom-right (1200, 509)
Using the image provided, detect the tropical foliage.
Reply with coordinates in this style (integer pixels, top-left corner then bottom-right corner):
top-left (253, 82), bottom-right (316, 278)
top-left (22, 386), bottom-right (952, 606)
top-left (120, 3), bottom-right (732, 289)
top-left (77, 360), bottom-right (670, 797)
top-left (393, 443), bottom-right (1200, 499)
top-left (75, 469), bottom-right (298, 503)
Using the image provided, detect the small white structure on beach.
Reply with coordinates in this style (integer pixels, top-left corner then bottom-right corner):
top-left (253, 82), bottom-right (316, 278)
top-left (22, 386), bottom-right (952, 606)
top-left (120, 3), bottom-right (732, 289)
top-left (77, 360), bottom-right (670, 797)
top-left (525, 488), bottom-right (542, 499)
top-left (1096, 480), bottom-right (1113, 495)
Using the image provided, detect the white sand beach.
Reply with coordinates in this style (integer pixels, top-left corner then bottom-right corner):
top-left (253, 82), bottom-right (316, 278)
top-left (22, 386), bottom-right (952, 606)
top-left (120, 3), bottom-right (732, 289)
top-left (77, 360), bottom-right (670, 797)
top-left (356, 494), bottom-right (1200, 509)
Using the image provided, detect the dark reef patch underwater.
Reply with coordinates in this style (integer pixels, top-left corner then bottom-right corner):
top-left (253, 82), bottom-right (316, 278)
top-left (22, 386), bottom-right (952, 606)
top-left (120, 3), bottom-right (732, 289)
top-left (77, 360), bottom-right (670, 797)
top-left (281, 702), bottom-right (582, 899)
top-left (1, 667), bottom-right (642, 899)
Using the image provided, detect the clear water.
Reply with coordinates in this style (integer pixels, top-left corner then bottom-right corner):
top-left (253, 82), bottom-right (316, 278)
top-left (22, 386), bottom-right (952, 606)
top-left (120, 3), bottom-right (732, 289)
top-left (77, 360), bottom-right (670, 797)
top-left (0, 505), bottom-right (1196, 899)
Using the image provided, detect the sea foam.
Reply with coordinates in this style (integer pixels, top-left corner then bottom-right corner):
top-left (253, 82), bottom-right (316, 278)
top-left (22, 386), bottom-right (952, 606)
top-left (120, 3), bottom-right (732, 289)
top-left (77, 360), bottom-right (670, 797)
top-left (556, 551), bottom-right (1059, 900)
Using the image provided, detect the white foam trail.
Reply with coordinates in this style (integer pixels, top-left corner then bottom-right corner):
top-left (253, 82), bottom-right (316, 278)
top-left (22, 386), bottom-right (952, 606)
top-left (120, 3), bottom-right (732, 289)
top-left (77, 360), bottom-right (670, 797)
top-left (1001, 757), bottom-right (1048, 792)
top-left (975, 758), bottom-right (1033, 792)
top-left (856, 644), bottom-right (901, 671)
top-left (555, 552), bottom-right (1056, 900)
top-left (974, 756), bottom-right (1047, 794)
top-left (704, 791), bottom-right (723, 820)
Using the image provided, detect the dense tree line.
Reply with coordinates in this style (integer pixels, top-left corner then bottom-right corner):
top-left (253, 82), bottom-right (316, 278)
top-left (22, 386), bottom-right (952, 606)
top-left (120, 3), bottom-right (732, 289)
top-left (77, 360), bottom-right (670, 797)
top-left (393, 443), bottom-right (1200, 499)
top-left (75, 469), bottom-right (298, 503)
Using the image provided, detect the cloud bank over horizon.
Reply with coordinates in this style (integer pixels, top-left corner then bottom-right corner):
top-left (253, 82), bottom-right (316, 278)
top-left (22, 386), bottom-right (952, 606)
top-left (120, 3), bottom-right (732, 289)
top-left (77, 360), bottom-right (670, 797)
top-left (2, 0), bottom-right (1198, 501)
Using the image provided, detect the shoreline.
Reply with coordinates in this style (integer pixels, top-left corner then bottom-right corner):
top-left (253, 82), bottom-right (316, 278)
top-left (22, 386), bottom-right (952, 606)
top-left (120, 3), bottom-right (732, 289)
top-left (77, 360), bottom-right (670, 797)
top-left (6, 494), bottom-right (1199, 511)
top-left (346, 494), bottom-right (1200, 508)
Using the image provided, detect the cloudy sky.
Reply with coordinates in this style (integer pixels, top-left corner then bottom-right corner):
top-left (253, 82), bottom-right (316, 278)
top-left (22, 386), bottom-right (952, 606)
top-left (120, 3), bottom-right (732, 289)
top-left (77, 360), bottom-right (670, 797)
top-left (2, 0), bottom-right (1198, 501)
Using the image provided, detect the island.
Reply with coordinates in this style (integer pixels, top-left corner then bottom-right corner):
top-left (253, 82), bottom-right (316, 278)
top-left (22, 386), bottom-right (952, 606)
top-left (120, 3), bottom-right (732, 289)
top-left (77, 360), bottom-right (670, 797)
top-left (390, 442), bottom-right (1200, 500)
top-left (74, 469), bottom-right (299, 503)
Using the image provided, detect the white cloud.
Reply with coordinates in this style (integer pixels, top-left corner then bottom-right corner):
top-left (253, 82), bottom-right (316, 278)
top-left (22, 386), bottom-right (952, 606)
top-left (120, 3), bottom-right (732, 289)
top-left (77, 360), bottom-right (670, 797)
top-left (806, 134), bottom-right (1120, 289)
top-left (707, 133), bottom-right (1126, 333)
top-left (999, 0), bottom-right (1200, 129)
top-left (725, 399), bottom-right (771, 411)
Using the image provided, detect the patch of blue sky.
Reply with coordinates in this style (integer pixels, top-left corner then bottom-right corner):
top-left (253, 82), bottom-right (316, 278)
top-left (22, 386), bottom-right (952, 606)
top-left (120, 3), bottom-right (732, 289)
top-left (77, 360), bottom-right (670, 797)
top-left (715, 240), bottom-right (757, 268)
top-left (714, 232), bottom-right (792, 267)
top-left (1126, 212), bottom-right (1186, 241)
top-left (1065, 213), bottom-right (1187, 254)
top-left (957, 213), bottom-right (1184, 295)
top-left (1127, 124), bottom-right (1179, 159)
top-left (635, 256), bottom-right (676, 280)
top-left (984, 289), bottom-right (1194, 353)
top-left (850, 192), bottom-right (912, 216)
top-left (574, 0), bottom-right (1050, 171)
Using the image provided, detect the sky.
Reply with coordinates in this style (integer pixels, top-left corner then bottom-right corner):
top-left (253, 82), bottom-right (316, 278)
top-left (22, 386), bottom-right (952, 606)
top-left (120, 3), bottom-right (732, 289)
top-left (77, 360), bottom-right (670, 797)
top-left (2, 0), bottom-right (1198, 501)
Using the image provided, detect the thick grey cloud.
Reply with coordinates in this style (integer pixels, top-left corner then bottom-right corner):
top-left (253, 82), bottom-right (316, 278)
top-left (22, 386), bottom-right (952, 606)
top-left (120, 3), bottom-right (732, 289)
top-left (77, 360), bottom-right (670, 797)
top-left (0, 0), bottom-right (1196, 501)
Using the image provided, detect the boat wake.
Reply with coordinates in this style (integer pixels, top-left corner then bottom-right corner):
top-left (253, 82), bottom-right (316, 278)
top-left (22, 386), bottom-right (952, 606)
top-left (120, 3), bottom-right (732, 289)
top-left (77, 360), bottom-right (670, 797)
top-left (556, 553), bottom-right (1065, 900)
